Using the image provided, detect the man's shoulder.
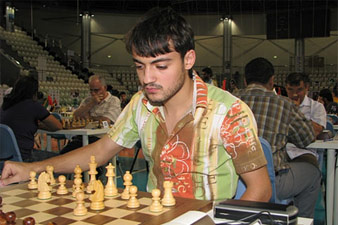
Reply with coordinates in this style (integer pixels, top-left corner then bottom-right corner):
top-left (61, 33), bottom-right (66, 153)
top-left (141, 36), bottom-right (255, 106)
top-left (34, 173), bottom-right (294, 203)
top-left (207, 85), bottom-right (237, 102)
top-left (107, 94), bottom-right (120, 103)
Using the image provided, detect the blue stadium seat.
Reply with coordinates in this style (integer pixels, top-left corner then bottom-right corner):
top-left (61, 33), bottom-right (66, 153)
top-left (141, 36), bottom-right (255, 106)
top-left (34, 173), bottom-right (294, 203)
top-left (0, 124), bottom-right (23, 173)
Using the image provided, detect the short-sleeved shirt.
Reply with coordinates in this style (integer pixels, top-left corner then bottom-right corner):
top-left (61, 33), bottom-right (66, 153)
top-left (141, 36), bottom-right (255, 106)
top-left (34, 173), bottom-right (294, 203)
top-left (0, 99), bottom-right (50, 159)
top-left (234, 84), bottom-right (315, 172)
top-left (108, 75), bottom-right (266, 201)
top-left (79, 92), bottom-right (121, 123)
top-left (286, 95), bottom-right (326, 159)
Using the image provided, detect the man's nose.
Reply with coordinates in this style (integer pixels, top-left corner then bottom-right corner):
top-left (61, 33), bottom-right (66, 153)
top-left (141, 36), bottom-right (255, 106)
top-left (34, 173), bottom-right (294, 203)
top-left (143, 67), bottom-right (156, 84)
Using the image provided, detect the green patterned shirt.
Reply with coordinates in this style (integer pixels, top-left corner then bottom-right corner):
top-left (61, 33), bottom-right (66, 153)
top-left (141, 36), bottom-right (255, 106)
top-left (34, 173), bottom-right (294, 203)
top-left (109, 76), bottom-right (266, 201)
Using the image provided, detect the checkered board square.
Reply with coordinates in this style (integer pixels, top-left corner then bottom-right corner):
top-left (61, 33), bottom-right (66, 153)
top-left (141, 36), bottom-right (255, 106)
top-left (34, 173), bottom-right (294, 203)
top-left (0, 182), bottom-right (212, 225)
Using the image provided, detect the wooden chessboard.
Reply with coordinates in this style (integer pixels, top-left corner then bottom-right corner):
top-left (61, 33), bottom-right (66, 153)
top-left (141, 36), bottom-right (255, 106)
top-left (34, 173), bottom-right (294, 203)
top-left (0, 182), bottom-right (212, 225)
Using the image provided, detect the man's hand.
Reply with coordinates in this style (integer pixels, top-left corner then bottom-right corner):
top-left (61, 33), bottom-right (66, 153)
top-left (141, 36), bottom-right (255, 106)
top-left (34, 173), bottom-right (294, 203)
top-left (92, 92), bottom-right (105, 104)
top-left (0, 161), bottom-right (33, 187)
top-left (291, 97), bottom-right (301, 106)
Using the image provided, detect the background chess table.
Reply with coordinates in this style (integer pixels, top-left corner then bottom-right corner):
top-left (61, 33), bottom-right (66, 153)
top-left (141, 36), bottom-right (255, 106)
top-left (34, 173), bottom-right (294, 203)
top-left (0, 182), bottom-right (212, 225)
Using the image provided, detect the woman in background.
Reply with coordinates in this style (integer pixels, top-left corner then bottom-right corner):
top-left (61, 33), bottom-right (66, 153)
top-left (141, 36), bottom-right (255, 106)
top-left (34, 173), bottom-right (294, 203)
top-left (0, 76), bottom-right (62, 162)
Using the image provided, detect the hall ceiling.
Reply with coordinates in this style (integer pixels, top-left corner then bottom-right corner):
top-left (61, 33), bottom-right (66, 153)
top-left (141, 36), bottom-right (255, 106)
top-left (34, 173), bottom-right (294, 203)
top-left (9, 0), bottom-right (338, 15)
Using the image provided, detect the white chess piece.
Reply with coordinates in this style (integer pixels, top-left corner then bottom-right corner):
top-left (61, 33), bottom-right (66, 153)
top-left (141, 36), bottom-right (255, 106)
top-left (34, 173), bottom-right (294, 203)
top-left (74, 191), bottom-right (87, 216)
top-left (46, 165), bottom-right (56, 185)
top-left (86, 155), bottom-right (98, 194)
top-left (73, 177), bottom-right (83, 198)
top-left (162, 181), bottom-right (176, 206)
top-left (37, 172), bottom-right (51, 200)
top-left (90, 180), bottom-right (105, 210)
top-left (121, 171), bottom-right (133, 200)
top-left (104, 163), bottom-right (118, 197)
top-left (127, 185), bottom-right (140, 208)
top-left (57, 175), bottom-right (68, 195)
top-left (28, 171), bottom-right (38, 190)
top-left (150, 189), bottom-right (163, 212)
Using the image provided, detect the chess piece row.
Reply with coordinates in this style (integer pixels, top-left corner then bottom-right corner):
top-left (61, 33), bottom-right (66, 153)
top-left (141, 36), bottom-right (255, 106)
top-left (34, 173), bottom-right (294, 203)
top-left (62, 118), bottom-right (89, 129)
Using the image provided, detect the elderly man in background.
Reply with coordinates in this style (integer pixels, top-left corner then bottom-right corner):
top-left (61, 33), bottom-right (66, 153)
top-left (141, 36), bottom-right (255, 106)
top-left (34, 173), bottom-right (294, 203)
top-left (60, 75), bottom-right (121, 155)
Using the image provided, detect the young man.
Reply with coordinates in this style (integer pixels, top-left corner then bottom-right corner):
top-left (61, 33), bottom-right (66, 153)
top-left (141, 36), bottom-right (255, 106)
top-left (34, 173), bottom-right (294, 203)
top-left (201, 67), bottom-right (218, 86)
top-left (234, 58), bottom-right (320, 218)
top-left (318, 88), bottom-right (338, 115)
top-left (119, 91), bottom-right (129, 109)
top-left (0, 8), bottom-right (271, 202)
top-left (285, 73), bottom-right (327, 161)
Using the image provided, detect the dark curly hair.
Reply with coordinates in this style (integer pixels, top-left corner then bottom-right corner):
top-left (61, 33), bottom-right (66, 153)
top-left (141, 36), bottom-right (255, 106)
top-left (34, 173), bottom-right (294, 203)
top-left (2, 76), bottom-right (38, 110)
top-left (125, 7), bottom-right (195, 60)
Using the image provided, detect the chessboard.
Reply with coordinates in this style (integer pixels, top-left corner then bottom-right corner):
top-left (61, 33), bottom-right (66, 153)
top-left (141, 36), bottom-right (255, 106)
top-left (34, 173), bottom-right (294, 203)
top-left (0, 182), bottom-right (212, 225)
top-left (61, 118), bottom-right (103, 130)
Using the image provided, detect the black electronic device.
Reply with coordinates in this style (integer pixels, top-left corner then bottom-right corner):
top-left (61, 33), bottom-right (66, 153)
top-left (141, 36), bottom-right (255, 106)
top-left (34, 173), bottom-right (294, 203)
top-left (214, 199), bottom-right (298, 225)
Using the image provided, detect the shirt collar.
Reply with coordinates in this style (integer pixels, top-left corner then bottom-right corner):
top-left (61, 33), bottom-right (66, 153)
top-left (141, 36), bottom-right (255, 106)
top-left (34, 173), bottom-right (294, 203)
top-left (246, 83), bottom-right (267, 90)
top-left (300, 95), bottom-right (311, 107)
top-left (100, 92), bottom-right (111, 104)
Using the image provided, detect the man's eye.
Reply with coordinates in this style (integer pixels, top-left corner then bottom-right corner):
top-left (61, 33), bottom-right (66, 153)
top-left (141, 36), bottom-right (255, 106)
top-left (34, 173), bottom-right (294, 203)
top-left (135, 64), bottom-right (143, 69)
top-left (157, 65), bottom-right (167, 70)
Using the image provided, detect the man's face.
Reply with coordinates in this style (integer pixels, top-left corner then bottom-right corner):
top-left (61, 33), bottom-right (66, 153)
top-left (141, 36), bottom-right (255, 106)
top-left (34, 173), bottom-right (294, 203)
top-left (201, 71), bottom-right (209, 81)
top-left (286, 81), bottom-right (309, 104)
top-left (89, 79), bottom-right (107, 101)
top-left (132, 49), bottom-right (193, 105)
top-left (120, 94), bottom-right (127, 101)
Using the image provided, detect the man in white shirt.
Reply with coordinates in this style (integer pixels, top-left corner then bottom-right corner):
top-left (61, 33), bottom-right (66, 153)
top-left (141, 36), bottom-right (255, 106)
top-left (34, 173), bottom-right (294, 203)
top-left (285, 72), bottom-right (327, 161)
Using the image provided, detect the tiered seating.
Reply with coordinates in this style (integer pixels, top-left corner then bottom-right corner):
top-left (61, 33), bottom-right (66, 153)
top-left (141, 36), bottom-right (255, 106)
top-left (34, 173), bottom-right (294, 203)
top-left (90, 68), bottom-right (139, 98)
top-left (89, 68), bottom-right (124, 92)
top-left (113, 71), bottom-right (139, 94)
top-left (275, 71), bottom-right (337, 91)
top-left (0, 26), bottom-right (89, 106)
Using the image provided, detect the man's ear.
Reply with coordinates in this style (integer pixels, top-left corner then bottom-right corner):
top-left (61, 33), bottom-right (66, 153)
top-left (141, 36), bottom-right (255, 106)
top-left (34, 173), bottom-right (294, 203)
top-left (184, 50), bottom-right (196, 70)
top-left (268, 75), bottom-right (275, 90)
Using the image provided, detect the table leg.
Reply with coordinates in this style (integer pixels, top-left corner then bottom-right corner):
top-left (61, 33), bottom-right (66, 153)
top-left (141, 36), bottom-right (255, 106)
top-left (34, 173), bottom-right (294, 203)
top-left (46, 135), bottom-right (52, 152)
top-left (334, 150), bottom-right (338, 225)
top-left (82, 135), bottom-right (89, 183)
top-left (326, 149), bottom-right (335, 225)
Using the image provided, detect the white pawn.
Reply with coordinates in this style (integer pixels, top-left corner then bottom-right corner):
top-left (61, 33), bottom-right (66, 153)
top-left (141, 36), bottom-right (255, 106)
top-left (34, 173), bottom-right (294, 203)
top-left (162, 181), bottom-right (176, 206)
top-left (57, 175), bottom-right (68, 195)
top-left (150, 189), bottom-right (163, 212)
top-left (46, 165), bottom-right (56, 185)
top-left (28, 171), bottom-right (38, 190)
top-left (104, 163), bottom-right (118, 197)
top-left (74, 191), bottom-right (87, 216)
top-left (121, 171), bottom-right (133, 200)
top-left (127, 185), bottom-right (140, 208)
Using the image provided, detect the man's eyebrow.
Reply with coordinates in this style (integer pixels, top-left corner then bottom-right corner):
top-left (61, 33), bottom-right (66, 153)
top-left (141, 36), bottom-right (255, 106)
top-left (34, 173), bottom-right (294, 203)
top-left (132, 57), bottom-right (172, 64)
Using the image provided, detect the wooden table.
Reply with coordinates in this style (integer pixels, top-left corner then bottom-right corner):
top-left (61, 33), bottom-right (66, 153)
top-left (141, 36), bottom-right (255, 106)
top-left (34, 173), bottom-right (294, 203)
top-left (0, 182), bottom-right (213, 225)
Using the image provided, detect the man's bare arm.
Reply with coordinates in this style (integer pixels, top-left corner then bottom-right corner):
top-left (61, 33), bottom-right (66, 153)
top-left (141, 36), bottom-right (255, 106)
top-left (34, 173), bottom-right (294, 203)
top-left (311, 121), bottom-right (324, 137)
top-left (73, 99), bottom-right (97, 118)
top-left (38, 114), bottom-right (63, 131)
top-left (239, 166), bottom-right (272, 202)
top-left (0, 135), bottom-right (123, 186)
